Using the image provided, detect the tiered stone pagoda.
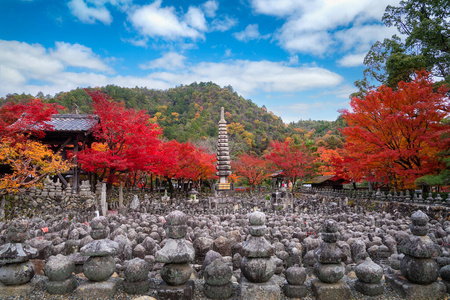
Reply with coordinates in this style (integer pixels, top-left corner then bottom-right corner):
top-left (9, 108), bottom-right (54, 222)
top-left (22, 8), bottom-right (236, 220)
top-left (240, 212), bottom-right (280, 300)
top-left (386, 210), bottom-right (445, 299)
top-left (75, 216), bottom-right (120, 298)
top-left (216, 107), bottom-right (231, 189)
top-left (156, 210), bottom-right (195, 299)
top-left (312, 219), bottom-right (351, 299)
top-left (0, 219), bottom-right (37, 296)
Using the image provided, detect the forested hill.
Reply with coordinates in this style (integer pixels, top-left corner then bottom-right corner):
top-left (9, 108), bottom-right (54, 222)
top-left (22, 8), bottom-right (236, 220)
top-left (1, 82), bottom-right (345, 155)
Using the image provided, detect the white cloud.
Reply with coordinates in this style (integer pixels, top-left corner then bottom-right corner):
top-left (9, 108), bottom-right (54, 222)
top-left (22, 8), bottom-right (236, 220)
top-left (210, 15), bottom-right (237, 32)
top-left (128, 1), bottom-right (204, 40)
top-left (68, 0), bottom-right (112, 24)
top-left (251, 0), bottom-right (305, 17)
top-left (51, 42), bottom-right (112, 72)
top-left (0, 40), bottom-right (113, 96)
top-left (202, 0), bottom-right (218, 18)
top-left (0, 40), bottom-right (343, 115)
top-left (185, 7), bottom-right (207, 31)
top-left (252, 0), bottom-right (401, 56)
top-left (68, 0), bottom-right (132, 24)
top-left (337, 53), bottom-right (367, 67)
top-left (139, 52), bottom-right (186, 71)
top-left (234, 24), bottom-right (269, 42)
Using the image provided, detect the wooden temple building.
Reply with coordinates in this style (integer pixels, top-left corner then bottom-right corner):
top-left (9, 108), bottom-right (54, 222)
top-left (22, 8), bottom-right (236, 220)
top-left (305, 175), bottom-right (348, 190)
top-left (40, 114), bottom-right (99, 192)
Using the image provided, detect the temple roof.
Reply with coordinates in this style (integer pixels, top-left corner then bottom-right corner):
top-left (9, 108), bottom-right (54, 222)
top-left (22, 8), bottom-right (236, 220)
top-left (45, 114), bottom-right (99, 132)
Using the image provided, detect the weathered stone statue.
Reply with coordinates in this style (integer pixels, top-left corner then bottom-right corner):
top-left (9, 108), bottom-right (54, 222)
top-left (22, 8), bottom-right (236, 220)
top-left (203, 257), bottom-right (233, 299)
top-left (354, 257), bottom-right (384, 296)
top-left (311, 219), bottom-right (351, 300)
top-left (282, 265), bottom-right (307, 298)
top-left (44, 254), bottom-right (77, 294)
top-left (156, 210), bottom-right (195, 299)
top-left (0, 219), bottom-right (37, 296)
top-left (240, 211), bottom-right (281, 300)
top-left (386, 210), bottom-right (445, 299)
top-left (75, 216), bottom-right (120, 298)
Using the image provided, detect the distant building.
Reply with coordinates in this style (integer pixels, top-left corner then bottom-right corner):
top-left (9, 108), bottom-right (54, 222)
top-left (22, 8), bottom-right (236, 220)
top-left (304, 175), bottom-right (348, 190)
top-left (39, 114), bottom-right (99, 192)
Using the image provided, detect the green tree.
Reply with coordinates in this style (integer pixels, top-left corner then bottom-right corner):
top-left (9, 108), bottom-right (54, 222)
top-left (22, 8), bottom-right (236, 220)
top-left (354, 0), bottom-right (449, 96)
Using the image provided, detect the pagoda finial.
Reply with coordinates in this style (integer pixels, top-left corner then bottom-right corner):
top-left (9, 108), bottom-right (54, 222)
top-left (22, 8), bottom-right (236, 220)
top-left (220, 107), bottom-right (225, 122)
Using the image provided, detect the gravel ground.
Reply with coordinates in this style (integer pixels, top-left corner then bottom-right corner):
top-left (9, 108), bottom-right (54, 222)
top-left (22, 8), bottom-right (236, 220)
top-left (0, 272), bottom-right (422, 300)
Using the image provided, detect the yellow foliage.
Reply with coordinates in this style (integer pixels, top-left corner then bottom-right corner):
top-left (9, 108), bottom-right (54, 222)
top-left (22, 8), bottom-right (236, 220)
top-left (156, 105), bottom-right (167, 112)
top-left (0, 137), bottom-right (71, 194)
top-left (155, 112), bottom-right (162, 118)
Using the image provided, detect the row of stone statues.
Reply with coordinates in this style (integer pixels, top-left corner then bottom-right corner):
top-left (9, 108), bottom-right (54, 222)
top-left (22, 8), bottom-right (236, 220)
top-left (0, 210), bottom-right (447, 299)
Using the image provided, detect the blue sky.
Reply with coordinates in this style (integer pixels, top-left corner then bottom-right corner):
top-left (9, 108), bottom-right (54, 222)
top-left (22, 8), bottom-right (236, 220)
top-left (0, 0), bottom-right (400, 122)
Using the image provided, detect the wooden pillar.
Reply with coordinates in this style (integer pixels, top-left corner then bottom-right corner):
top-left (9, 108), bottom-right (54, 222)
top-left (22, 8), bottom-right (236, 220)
top-left (73, 141), bottom-right (79, 193)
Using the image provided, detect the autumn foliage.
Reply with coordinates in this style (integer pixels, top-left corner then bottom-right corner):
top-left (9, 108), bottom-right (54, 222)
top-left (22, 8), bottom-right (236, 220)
top-left (0, 99), bottom-right (70, 194)
top-left (340, 71), bottom-right (450, 188)
top-left (265, 139), bottom-right (314, 188)
top-left (77, 89), bottom-right (162, 184)
top-left (232, 153), bottom-right (268, 187)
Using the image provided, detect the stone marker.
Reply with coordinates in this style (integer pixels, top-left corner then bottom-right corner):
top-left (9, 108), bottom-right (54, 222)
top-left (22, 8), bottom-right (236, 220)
top-left (44, 254), bottom-right (77, 294)
top-left (282, 265), bottom-right (307, 298)
top-left (203, 258), bottom-right (233, 299)
top-left (385, 210), bottom-right (445, 299)
top-left (240, 211), bottom-right (281, 300)
top-left (75, 216), bottom-right (120, 299)
top-left (123, 257), bottom-right (150, 294)
top-left (156, 210), bottom-right (195, 300)
top-left (354, 257), bottom-right (384, 296)
top-left (311, 219), bottom-right (351, 300)
top-left (0, 219), bottom-right (37, 297)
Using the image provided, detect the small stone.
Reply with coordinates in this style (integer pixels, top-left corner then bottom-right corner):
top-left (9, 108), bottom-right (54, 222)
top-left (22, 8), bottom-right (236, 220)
top-left (160, 263), bottom-right (192, 286)
top-left (80, 239), bottom-right (119, 256)
top-left (204, 259), bottom-right (232, 286)
top-left (285, 265), bottom-right (306, 285)
top-left (44, 254), bottom-right (75, 281)
top-left (355, 257), bottom-right (383, 284)
top-left (83, 255), bottom-right (116, 282)
top-left (248, 212), bottom-right (266, 226)
top-left (124, 258), bottom-right (150, 282)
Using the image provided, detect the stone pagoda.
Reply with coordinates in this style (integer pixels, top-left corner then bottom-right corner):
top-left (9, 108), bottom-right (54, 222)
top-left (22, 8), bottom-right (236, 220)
top-left (216, 107), bottom-right (231, 190)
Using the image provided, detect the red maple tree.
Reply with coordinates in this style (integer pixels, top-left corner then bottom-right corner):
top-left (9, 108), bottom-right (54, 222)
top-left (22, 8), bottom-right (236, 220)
top-left (340, 71), bottom-right (450, 188)
top-left (264, 139), bottom-right (314, 188)
top-left (77, 89), bottom-right (162, 184)
top-left (232, 153), bottom-right (268, 188)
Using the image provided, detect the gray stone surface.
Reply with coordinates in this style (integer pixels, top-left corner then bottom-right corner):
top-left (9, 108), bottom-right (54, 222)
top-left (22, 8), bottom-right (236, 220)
top-left (311, 278), bottom-right (351, 300)
top-left (44, 254), bottom-right (74, 281)
top-left (204, 258), bottom-right (232, 286)
top-left (385, 273), bottom-right (446, 300)
top-left (124, 258), bottom-right (150, 282)
top-left (0, 261), bottom-right (35, 285)
top-left (156, 280), bottom-right (194, 300)
top-left (80, 239), bottom-right (119, 256)
top-left (241, 257), bottom-right (275, 283)
top-left (74, 277), bottom-right (121, 299)
top-left (155, 239), bottom-right (195, 263)
top-left (44, 274), bottom-right (77, 294)
top-left (83, 255), bottom-right (116, 282)
top-left (160, 262), bottom-right (192, 286)
top-left (355, 257), bottom-right (383, 283)
top-left (240, 276), bottom-right (282, 300)
top-left (282, 284), bottom-right (307, 298)
top-left (354, 280), bottom-right (384, 296)
top-left (203, 281), bottom-right (233, 299)
top-left (123, 278), bottom-right (150, 294)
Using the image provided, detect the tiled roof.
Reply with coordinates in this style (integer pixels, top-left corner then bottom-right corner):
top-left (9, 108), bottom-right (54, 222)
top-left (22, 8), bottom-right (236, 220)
top-left (45, 114), bottom-right (99, 132)
top-left (305, 175), bottom-right (337, 184)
